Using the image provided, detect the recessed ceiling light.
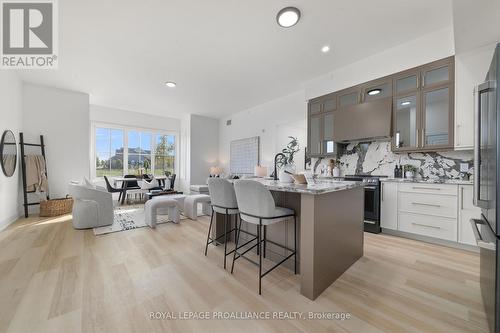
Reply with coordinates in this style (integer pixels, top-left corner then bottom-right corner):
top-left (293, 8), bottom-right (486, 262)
top-left (165, 81), bottom-right (176, 88)
top-left (276, 7), bottom-right (301, 28)
top-left (367, 88), bottom-right (382, 96)
top-left (401, 101), bottom-right (411, 106)
top-left (321, 45), bottom-right (330, 53)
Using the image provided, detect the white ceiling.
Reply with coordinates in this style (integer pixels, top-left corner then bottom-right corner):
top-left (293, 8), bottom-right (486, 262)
top-left (19, 0), bottom-right (453, 119)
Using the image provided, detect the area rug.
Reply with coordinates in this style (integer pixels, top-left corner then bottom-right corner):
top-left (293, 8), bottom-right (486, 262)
top-left (93, 205), bottom-right (187, 236)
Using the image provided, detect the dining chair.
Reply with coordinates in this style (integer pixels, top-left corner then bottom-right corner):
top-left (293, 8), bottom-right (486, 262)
top-left (103, 176), bottom-right (124, 203)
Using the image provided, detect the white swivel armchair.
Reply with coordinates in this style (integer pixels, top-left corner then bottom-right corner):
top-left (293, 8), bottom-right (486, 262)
top-left (68, 183), bottom-right (114, 229)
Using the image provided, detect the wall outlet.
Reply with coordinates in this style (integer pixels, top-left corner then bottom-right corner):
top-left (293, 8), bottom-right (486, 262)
top-left (460, 163), bottom-right (469, 172)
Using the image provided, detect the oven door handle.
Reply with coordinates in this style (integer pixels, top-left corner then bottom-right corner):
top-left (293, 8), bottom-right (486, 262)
top-left (470, 219), bottom-right (496, 250)
top-left (364, 186), bottom-right (377, 190)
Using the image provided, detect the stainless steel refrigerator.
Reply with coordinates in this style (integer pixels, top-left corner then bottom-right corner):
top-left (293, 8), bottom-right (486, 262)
top-left (472, 42), bottom-right (500, 333)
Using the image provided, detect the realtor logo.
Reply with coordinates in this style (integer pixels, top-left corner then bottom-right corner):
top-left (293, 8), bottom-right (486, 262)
top-left (1, 0), bottom-right (58, 68)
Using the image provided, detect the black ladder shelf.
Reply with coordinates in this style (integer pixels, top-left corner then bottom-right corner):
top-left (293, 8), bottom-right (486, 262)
top-left (19, 133), bottom-right (49, 218)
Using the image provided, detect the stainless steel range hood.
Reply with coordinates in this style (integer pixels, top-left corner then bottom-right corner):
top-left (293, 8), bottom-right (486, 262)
top-left (333, 98), bottom-right (392, 142)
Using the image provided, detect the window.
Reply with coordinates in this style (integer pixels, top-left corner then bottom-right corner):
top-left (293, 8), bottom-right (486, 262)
top-left (154, 134), bottom-right (175, 176)
top-left (95, 128), bottom-right (124, 177)
top-left (128, 131), bottom-right (152, 174)
top-left (92, 125), bottom-right (178, 179)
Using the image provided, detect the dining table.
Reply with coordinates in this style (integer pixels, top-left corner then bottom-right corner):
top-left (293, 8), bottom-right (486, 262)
top-left (113, 176), bottom-right (169, 204)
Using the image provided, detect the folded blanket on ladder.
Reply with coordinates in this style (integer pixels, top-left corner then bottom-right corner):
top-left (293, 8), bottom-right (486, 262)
top-left (25, 154), bottom-right (48, 193)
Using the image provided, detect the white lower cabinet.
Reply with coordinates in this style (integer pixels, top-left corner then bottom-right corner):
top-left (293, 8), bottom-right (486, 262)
top-left (380, 181), bottom-right (478, 247)
top-left (458, 185), bottom-right (482, 246)
top-left (380, 182), bottom-right (398, 230)
top-left (398, 212), bottom-right (457, 242)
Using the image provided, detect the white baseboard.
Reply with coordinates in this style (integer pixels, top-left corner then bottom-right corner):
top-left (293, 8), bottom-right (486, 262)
top-left (0, 213), bottom-right (20, 232)
top-left (381, 228), bottom-right (479, 253)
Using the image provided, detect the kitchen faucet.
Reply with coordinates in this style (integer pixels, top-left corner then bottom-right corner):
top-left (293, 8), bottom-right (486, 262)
top-left (273, 153), bottom-right (286, 181)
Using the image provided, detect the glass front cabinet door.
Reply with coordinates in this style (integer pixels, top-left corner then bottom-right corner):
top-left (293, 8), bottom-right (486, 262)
top-left (421, 57), bottom-right (454, 149)
top-left (308, 113), bottom-right (322, 156)
top-left (307, 94), bottom-right (337, 157)
top-left (323, 112), bottom-right (335, 155)
top-left (422, 86), bottom-right (453, 148)
top-left (394, 94), bottom-right (420, 150)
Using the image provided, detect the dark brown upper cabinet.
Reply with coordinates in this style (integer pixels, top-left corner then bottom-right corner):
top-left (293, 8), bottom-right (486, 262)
top-left (393, 92), bottom-right (421, 151)
top-left (422, 57), bottom-right (453, 88)
top-left (307, 93), bottom-right (337, 157)
top-left (338, 87), bottom-right (361, 109)
top-left (392, 56), bottom-right (454, 152)
top-left (307, 56), bottom-right (455, 156)
top-left (309, 93), bottom-right (336, 115)
top-left (362, 77), bottom-right (393, 102)
top-left (308, 99), bottom-right (322, 115)
top-left (394, 69), bottom-right (420, 96)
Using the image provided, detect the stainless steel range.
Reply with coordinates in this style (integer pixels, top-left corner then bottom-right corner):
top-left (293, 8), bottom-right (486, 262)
top-left (344, 175), bottom-right (387, 233)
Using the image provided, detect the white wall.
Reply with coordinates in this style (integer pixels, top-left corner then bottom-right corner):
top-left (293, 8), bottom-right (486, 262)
top-left (453, 0), bottom-right (500, 53)
top-left (90, 105), bottom-right (181, 132)
top-left (455, 43), bottom-right (497, 149)
top-left (23, 83), bottom-right (90, 200)
top-left (219, 91), bottom-right (307, 175)
top-left (190, 114), bottom-right (219, 185)
top-left (276, 119), bottom-right (307, 174)
top-left (0, 72), bottom-right (23, 229)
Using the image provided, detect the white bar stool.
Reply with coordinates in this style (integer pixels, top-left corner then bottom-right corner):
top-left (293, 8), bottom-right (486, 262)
top-left (205, 178), bottom-right (257, 269)
top-left (232, 179), bottom-right (297, 295)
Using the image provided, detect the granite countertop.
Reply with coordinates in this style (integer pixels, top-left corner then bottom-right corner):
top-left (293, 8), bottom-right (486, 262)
top-left (380, 178), bottom-right (474, 185)
top-left (239, 178), bottom-right (364, 195)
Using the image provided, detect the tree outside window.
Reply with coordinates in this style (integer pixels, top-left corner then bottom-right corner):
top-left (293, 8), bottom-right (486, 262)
top-left (154, 134), bottom-right (175, 176)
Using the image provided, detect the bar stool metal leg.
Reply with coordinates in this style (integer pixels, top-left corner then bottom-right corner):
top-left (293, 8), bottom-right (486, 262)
top-left (204, 208), bottom-right (214, 256)
top-left (263, 225), bottom-right (267, 258)
top-left (256, 225), bottom-right (260, 256)
top-left (223, 211), bottom-right (228, 269)
top-left (258, 220), bottom-right (262, 295)
top-left (294, 216), bottom-right (297, 274)
top-left (231, 215), bottom-right (242, 274)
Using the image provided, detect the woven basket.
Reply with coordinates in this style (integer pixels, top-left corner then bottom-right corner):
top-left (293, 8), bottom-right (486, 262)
top-left (39, 196), bottom-right (73, 217)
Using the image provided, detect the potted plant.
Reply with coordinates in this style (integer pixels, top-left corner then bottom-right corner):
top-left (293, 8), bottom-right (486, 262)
top-left (276, 136), bottom-right (300, 183)
top-left (404, 164), bottom-right (418, 179)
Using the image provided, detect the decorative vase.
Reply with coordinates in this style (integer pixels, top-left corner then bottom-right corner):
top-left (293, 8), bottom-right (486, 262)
top-left (279, 164), bottom-right (296, 183)
top-left (405, 171), bottom-right (414, 179)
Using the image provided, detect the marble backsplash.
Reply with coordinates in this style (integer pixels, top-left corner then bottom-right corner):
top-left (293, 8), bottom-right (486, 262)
top-left (312, 141), bottom-right (474, 180)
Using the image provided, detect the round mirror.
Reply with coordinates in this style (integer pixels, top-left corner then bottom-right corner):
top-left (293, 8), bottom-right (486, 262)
top-left (1, 130), bottom-right (17, 177)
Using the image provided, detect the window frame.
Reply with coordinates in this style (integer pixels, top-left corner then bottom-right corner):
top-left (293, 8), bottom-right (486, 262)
top-left (90, 121), bottom-right (179, 181)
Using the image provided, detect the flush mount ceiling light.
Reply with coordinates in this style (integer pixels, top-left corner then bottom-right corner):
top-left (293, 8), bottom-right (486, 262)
top-left (276, 7), bottom-right (301, 28)
top-left (165, 81), bottom-right (176, 88)
top-left (401, 101), bottom-right (411, 106)
top-left (367, 88), bottom-right (382, 96)
top-left (321, 45), bottom-right (330, 53)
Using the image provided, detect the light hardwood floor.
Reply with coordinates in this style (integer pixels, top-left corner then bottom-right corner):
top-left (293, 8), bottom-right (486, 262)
top-left (0, 213), bottom-right (488, 333)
